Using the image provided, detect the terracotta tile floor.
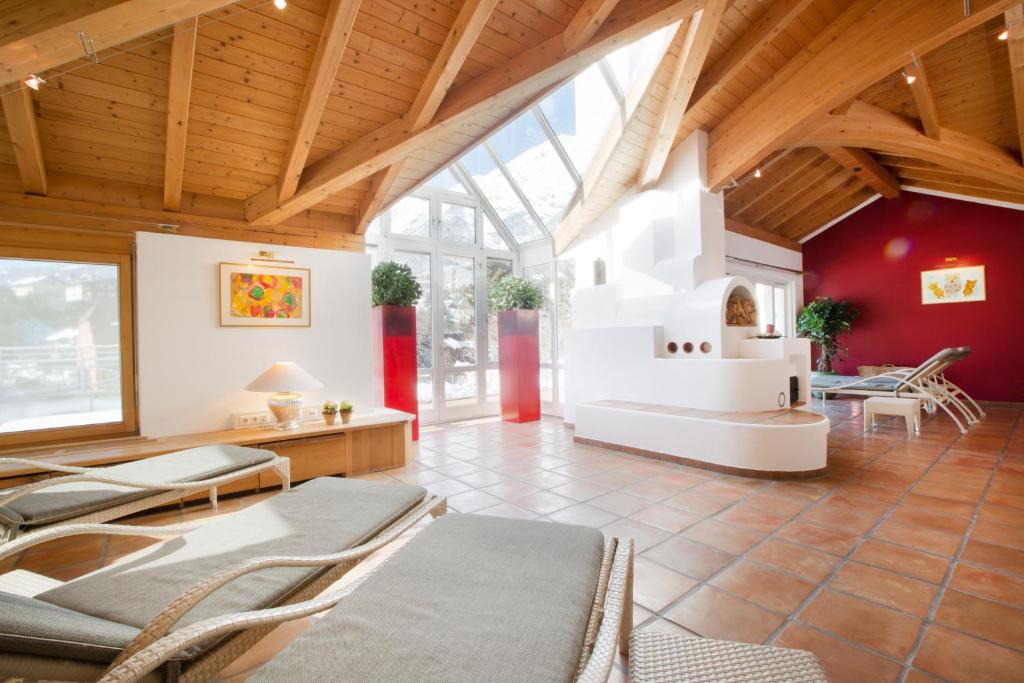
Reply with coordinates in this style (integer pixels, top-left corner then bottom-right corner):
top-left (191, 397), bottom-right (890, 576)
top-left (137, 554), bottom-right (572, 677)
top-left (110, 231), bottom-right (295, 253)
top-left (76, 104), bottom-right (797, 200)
top-left (4, 397), bottom-right (1023, 682)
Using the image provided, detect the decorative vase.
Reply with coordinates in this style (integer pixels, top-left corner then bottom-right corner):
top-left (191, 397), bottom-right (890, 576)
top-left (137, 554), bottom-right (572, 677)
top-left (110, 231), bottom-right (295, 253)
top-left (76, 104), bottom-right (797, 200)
top-left (323, 413), bottom-right (337, 426)
top-left (341, 411), bottom-right (352, 424)
top-left (498, 309), bottom-right (540, 423)
top-left (373, 305), bottom-right (419, 440)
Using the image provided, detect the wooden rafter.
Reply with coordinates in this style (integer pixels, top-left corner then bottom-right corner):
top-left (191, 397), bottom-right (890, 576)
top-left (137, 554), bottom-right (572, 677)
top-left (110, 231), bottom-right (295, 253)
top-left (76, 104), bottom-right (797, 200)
top-left (353, 0), bottom-right (498, 234)
top-left (637, 0), bottom-right (728, 191)
top-left (688, 0), bottom-right (814, 113)
top-left (0, 0), bottom-right (240, 87)
top-left (563, 0), bottom-right (622, 53)
top-left (800, 101), bottom-right (1024, 192)
top-left (277, 0), bottom-right (362, 203)
top-left (244, 0), bottom-right (701, 226)
top-left (820, 146), bottom-right (900, 198)
top-left (163, 18), bottom-right (198, 211)
top-left (1007, 4), bottom-right (1024, 162)
top-left (0, 86), bottom-right (46, 194)
top-left (724, 217), bottom-right (801, 252)
top-left (705, 0), bottom-right (1018, 191)
top-left (905, 58), bottom-right (941, 139)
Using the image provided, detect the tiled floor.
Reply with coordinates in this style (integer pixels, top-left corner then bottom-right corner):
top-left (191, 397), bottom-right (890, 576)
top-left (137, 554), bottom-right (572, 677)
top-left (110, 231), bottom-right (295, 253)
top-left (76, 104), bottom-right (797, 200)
top-left (4, 397), bottom-right (1023, 682)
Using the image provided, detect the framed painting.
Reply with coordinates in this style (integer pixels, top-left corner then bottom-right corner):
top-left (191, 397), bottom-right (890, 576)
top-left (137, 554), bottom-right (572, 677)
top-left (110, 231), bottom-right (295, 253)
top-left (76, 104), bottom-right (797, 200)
top-left (920, 265), bottom-right (985, 305)
top-left (219, 262), bottom-right (311, 327)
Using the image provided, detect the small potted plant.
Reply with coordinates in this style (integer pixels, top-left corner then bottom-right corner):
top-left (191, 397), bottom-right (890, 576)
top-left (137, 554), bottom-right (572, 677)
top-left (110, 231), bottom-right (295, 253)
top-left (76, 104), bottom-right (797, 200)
top-left (489, 275), bottom-right (544, 423)
top-left (321, 400), bottom-right (339, 426)
top-left (339, 401), bottom-right (354, 424)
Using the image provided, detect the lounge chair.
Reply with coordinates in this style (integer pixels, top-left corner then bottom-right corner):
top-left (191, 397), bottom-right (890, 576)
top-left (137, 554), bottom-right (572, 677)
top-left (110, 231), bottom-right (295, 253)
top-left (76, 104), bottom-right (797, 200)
top-left (0, 445), bottom-right (291, 543)
top-left (0, 477), bottom-right (445, 682)
top-left (810, 346), bottom-right (984, 433)
top-left (96, 514), bottom-right (634, 683)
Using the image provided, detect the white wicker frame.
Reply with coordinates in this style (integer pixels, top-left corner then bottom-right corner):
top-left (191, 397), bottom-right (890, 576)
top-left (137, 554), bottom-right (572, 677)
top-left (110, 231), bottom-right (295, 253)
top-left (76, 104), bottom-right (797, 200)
top-left (0, 454), bottom-right (291, 545)
top-left (96, 534), bottom-right (633, 683)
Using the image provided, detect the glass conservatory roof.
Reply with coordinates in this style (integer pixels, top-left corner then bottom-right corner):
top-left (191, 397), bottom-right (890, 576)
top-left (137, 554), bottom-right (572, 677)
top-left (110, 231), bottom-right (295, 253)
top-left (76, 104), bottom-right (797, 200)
top-left (367, 26), bottom-right (674, 249)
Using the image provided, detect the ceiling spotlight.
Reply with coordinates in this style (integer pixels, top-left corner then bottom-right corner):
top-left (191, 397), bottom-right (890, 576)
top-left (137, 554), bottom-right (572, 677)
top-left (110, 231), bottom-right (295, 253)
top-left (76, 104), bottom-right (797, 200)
top-left (274, 0), bottom-right (287, 8)
top-left (998, 27), bottom-right (1009, 40)
top-left (904, 72), bottom-right (916, 85)
top-left (753, 168), bottom-right (762, 179)
top-left (23, 74), bottom-right (45, 90)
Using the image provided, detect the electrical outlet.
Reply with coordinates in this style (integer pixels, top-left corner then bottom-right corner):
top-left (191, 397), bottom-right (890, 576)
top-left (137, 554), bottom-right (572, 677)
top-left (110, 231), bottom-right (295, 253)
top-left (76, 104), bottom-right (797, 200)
top-left (301, 406), bottom-right (321, 421)
top-left (233, 411), bottom-right (273, 429)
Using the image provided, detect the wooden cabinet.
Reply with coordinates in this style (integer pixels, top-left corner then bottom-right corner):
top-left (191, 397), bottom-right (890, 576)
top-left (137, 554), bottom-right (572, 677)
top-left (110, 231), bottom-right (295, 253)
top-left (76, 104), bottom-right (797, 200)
top-left (259, 433), bottom-right (347, 484)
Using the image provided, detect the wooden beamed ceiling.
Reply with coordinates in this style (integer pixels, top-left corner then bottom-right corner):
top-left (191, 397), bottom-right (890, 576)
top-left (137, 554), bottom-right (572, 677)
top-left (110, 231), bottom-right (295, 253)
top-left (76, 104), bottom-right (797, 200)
top-left (0, 0), bottom-right (1020, 252)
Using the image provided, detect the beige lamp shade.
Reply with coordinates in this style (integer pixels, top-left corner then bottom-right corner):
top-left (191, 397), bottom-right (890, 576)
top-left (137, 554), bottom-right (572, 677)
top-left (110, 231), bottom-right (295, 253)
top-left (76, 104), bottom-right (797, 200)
top-left (245, 362), bottom-right (324, 393)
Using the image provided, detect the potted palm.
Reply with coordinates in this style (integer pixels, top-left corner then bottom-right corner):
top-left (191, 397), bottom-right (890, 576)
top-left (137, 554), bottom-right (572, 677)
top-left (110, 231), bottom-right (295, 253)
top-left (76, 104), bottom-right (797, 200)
top-left (797, 296), bottom-right (859, 373)
top-left (490, 276), bottom-right (545, 423)
top-left (321, 400), bottom-right (339, 426)
top-left (371, 261), bottom-right (423, 439)
top-left (340, 401), bottom-right (354, 424)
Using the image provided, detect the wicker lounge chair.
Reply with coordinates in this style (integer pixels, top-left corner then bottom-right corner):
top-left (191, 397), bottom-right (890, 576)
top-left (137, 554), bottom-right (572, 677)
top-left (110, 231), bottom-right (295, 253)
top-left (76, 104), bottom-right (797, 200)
top-left (97, 514), bottom-right (634, 683)
top-left (0, 477), bottom-right (445, 682)
top-left (810, 346), bottom-right (984, 433)
top-left (0, 445), bottom-right (291, 544)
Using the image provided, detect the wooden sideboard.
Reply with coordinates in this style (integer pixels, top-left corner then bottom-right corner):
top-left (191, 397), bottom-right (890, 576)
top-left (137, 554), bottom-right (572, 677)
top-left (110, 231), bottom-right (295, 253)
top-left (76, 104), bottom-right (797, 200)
top-left (0, 410), bottom-right (413, 496)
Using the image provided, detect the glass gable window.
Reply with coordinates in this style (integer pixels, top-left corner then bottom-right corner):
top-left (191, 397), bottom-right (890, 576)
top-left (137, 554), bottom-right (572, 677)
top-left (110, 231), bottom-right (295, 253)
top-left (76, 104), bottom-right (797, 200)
top-left (489, 112), bottom-right (577, 228)
top-left (460, 145), bottom-right (544, 244)
top-left (424, 168), bottom-right (468, 195)
top-left (538, 64), bottom-right (619, 175)
top-left (390, 196), bottom-right (430, 238)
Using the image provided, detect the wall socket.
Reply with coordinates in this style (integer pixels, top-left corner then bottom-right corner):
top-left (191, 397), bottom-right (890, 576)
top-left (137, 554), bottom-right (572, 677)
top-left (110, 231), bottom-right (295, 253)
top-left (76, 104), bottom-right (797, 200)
top-left (233, 411), bottom-right (273, 429)
top-left (301, 406), bottom-right (321, 420)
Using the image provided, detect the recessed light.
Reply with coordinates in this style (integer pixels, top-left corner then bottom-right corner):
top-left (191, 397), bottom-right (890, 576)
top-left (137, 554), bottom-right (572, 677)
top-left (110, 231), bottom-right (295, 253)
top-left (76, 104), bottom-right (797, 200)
top-left (23, 74), bottom-right (45, 90)
top-left (753, 168), bottom-right (762, 178)
top-left (274, 0), bottom-right (287, 9)
top-left (905, 72), bottom-right (916, 85)
top-left (998, 28), bottom-right (1009, 40)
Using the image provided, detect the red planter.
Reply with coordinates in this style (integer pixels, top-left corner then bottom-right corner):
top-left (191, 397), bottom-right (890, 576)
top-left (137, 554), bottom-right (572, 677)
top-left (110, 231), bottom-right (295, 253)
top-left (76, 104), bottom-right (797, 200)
top-left (498, 309), bottom-right (540, 423)
top-left (373, 305), bottom-right (419, 440)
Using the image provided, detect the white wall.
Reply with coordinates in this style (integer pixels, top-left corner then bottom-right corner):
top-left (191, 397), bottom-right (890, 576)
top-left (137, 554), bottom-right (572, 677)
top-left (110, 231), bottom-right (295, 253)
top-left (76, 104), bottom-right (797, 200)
top-left (136, 233), bottom-right (373, 437)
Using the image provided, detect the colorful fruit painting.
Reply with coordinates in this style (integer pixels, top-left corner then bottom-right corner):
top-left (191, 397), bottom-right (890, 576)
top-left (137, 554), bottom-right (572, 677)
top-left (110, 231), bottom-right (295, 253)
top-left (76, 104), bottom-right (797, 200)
top-left (229, 271), bottom-right (303, 319)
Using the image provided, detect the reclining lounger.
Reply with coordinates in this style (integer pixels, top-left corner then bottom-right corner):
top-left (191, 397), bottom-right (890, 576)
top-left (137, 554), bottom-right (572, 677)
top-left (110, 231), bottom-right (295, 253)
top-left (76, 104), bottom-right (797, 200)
top-left (98, 514), bottom-right (635, 683)
top-left (0, 477), bottom-right (445, 682)
top-left (810, 346), bottom-right (984, 433)
top-left (0, 445), bottom-right (292, 543)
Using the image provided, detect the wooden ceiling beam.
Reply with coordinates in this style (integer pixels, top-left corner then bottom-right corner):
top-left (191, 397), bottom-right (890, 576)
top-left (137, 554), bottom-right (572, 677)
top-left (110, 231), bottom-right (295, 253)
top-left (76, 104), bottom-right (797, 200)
top-left (277, 0), bottom-right (362, 203)
top-left (245, 0), bottom-right (701, 226)
top-left (820, 146), bottom-right (901, 198)
top-left (563, 0), bottom-right (622, 53)
top-left (761, 169), bottom-right (859, 231)
top-left (163, 18), bottom-right (197, 211)
top-left (0, 0), bottom-right (241, 87)
top-left (353, 0), bottom-right (498, 234)
top-left (724, 217), bottom-right (801, 252)
top-left (1006, 4), bottom-right (1024, 163)
top-left (688, 0), bottom-right (814, 113)
top-left (637, 0), bottom-right (728, 191)
top-left (0, 86), bottom-right (46, 194)
top-left (800, 101), bottom-right (1024, 192)
top-left (705, 0), bottom-right (1017, 191)
top-left (901, 178), bottom-right (1024, 205)
top-left (905, 58), bottom-right (941, 139)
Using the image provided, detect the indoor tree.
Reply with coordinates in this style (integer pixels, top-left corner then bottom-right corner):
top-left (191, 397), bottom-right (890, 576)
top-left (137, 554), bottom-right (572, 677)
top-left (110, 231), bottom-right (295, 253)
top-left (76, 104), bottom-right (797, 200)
top-left (797, 296), bottom-right (859, 373)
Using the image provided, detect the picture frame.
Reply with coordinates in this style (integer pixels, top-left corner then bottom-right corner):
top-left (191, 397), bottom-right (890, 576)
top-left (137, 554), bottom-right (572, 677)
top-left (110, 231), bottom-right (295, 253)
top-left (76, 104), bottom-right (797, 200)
top-left (920, 265), bottom-right (985, 305)
top-left (219, 262), bottom-right (311, 327)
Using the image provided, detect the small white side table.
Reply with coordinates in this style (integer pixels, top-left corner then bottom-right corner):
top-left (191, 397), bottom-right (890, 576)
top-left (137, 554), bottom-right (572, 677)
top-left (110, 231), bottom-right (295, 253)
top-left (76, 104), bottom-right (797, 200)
top-left (864, 396), bottom-right (921, 435)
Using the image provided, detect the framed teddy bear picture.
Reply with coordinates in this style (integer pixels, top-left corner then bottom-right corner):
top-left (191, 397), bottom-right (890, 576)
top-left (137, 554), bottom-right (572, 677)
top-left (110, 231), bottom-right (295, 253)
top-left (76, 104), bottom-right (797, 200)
top-left (920, 265), bottom-right (985, 305)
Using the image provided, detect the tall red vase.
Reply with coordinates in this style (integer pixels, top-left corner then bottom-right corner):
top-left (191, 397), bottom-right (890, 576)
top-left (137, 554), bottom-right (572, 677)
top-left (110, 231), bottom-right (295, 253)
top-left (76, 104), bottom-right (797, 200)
top-left (373, 305), bottom-right (419, 440)
top-left (498, 309), bottom-right (540, 423)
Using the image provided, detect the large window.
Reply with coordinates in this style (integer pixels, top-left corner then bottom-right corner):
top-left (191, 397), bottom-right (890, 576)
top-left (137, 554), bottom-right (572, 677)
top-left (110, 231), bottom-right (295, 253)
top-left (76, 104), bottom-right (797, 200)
top-left (0, 247), bottom-right (136, 447)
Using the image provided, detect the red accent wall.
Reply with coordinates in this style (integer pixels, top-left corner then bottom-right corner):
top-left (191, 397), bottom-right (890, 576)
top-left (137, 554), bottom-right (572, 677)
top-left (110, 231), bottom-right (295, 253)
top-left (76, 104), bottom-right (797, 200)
top-left (802, 192), bottom-right (1024, 402)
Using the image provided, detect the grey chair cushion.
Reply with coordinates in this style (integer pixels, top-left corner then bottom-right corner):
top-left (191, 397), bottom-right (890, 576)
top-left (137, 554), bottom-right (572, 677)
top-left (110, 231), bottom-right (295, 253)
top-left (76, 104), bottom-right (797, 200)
top-left (0, 591), bottom-right (139, 664)
top-left (1, 444), bottom-right (278, 528)
top-left (810, 373), bottom-right (900, 392)
top-left (27, 477), bottom-right (425, 664)
top-left (252, 514), bottom-right (605, 683)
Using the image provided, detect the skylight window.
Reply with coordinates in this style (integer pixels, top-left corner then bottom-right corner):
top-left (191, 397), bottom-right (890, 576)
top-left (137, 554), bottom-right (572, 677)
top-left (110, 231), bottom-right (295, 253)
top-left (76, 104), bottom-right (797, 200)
top-left (460, 145), bottom-right (545, 244)
top-left (424, 168), bottom-right (468, 195)
top-left (538, 64), bottom-right (619, 175)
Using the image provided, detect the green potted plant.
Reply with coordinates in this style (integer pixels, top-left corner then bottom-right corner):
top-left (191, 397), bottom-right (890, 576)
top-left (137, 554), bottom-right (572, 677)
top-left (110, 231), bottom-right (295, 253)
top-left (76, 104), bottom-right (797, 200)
top-left (797, 296), bottom-right (859, 373)
top-left (371, 261), bottom-right (422, 440)
top-left (490, 276), bottom-right (545, 423)
top-left (321, 400), bottom-right (339, 426)
top-left (339, 401), bottom-right (354, 424)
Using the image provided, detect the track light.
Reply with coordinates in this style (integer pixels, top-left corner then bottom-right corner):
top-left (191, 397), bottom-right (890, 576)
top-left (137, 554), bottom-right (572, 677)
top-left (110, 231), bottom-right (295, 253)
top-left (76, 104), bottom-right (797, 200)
top-left (998, 27), bottom-right (1009, 40)
top-left (274, 0), bottom-right (287, 8)
top-left (904, 72), bottom-right (916, 85)
top-left (23, 74), bottom-right (44, 90)
top-left (753, 168), bottom-right (762, 179)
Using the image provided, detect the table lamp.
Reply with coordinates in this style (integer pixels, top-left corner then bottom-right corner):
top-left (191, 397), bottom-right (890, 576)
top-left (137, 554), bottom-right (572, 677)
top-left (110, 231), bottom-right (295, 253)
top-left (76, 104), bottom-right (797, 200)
top-left (245, 362), bottom-right (324, 430)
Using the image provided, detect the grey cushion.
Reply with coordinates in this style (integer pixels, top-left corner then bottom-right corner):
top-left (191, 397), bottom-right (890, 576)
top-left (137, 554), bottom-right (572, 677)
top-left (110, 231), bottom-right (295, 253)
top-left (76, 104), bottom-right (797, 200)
top-left (1, 444), bottom-right (278, 528)
top-left (810, 373), bottom-right (900, 392)
top-left (0, 591), bottom-right (139, 664)
top-left (252, 514), bottom-right (605, 683)
top-left (38, 478), bottom-right (426, 647)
